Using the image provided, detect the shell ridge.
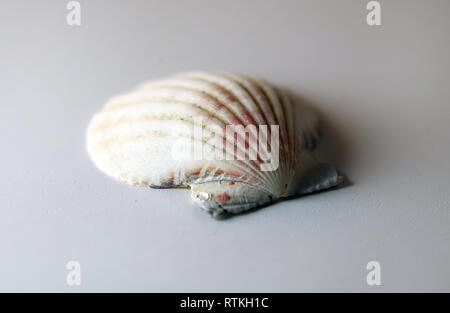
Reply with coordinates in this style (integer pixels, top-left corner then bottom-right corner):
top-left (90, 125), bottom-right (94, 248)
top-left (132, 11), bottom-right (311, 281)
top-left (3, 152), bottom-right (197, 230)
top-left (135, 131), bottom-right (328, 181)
top-left (212, 72), bottom-right (281, 189)
top-left (89, 124), bottom-right (274, 190)
top-left (178, 72), bottom-right (279, 191)
top-left (248, 78), bottom-right (289, 193)
top-left (217, 72), bottom-right (289, 192)
top-left (101, 87), bottom-right (270, 176)
top-left (174, 73), bottom-right (276, 167)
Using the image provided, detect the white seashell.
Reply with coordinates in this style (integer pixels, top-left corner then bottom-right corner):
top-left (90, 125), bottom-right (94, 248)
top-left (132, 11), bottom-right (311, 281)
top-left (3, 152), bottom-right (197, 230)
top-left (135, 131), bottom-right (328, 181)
top-left (87, 71), bottom-right (343, 217)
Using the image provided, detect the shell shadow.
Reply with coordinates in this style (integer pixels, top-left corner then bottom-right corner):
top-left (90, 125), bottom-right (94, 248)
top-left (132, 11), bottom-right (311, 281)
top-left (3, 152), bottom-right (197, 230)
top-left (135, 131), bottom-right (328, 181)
top-left (211, 200), bottom-right (277, 220)
top-left (213, 179), bottom-right (352, 220)
top-left (288, 91), bottom-right (354, 171)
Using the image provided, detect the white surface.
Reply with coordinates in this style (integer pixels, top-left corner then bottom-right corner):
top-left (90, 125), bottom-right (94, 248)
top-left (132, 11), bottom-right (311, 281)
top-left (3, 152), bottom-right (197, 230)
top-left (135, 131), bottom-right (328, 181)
top-left (1, 0), bottom-right (449, 292)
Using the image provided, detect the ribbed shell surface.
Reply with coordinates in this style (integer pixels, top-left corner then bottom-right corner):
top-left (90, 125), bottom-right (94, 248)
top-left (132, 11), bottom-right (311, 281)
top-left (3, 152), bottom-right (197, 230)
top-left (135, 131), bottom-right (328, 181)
top-left (87, 71), bottom-right (331, 215)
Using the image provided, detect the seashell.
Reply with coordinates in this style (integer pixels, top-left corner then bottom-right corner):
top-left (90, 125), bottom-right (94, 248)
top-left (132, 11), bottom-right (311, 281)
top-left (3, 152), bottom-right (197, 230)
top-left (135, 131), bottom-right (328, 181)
top-left (87, 71), bottom-right (343, 217)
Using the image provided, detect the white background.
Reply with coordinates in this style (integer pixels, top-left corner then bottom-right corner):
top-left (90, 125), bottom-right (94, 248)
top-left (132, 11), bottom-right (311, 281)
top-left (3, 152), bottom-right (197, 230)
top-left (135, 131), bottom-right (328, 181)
top-left (1, 0), bottom-right (449, 292)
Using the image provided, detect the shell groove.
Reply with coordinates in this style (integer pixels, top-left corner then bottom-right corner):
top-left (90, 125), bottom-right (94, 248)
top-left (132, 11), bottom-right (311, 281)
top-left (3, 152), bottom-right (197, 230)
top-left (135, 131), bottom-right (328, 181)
top-left (87, 71), bottom-right (343, 217)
